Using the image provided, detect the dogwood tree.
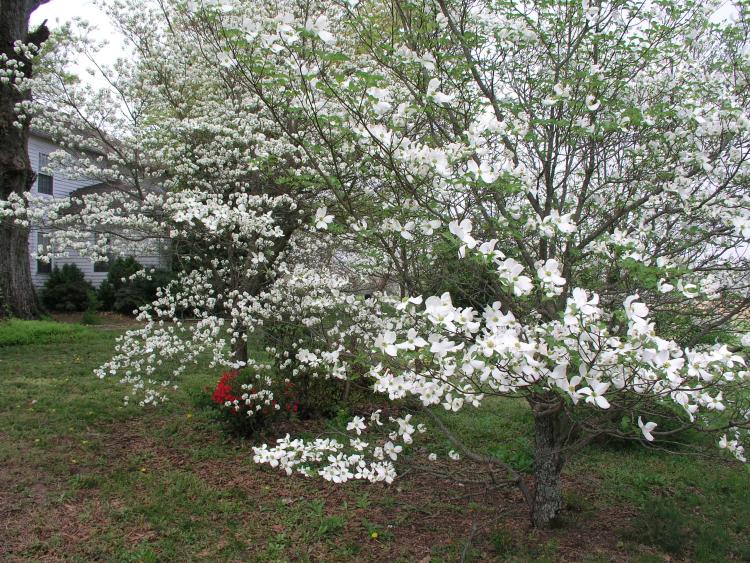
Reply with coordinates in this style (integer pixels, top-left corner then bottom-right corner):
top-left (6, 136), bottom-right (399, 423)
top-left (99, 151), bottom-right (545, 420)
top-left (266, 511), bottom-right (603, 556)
top-left (2, 0), bottom-right (402, 436)
top-left (5, 0), bottom-right (390, 362)
top-left (180, 0), bottom-right (750, 527)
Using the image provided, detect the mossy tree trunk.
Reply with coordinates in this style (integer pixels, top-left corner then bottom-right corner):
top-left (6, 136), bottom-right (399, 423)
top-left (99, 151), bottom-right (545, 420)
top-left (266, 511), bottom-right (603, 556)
top-left (530, 397), bottom-right (565, 529)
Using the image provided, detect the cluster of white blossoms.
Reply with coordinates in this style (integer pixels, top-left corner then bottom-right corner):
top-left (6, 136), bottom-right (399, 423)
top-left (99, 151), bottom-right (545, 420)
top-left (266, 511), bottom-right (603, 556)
top-left (230, 387), bottom-right (277, 414)
top-left (253, 284), bottom-right (750, 479)
top-left (252, 434), bottom-right (399, 484)
top-left (1, 39), bottom-right (42, 128)
top-left (719, 432), bottom-right (747, 463)
top-left (1, 189), bottom-right (297, 264)
top-left (95, 219), bottom-right (391, 406)
top-left (252, 410), bottom-right (433, 483)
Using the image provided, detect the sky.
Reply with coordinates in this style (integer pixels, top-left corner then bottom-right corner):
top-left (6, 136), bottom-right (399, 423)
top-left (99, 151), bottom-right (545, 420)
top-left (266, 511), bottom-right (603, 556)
top-left (30, 0), bottom-right (115, 46)
top-left (30, 0), bottom-right (124, 83)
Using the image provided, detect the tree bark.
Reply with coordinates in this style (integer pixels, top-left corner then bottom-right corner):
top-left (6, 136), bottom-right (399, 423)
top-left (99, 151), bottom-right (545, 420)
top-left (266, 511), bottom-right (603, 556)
top-left (233, 329), bottom-right (248, 364)
top-left (0, 218), bottom-right (39, 317)
top-left (530, 402), bottom-right (565, 529)
top-left (0, 0), bottom-right (50, 319)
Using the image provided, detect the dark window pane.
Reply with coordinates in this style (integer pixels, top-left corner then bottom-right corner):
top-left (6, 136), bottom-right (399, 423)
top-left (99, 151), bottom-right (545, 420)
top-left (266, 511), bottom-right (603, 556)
top-left (37, 233), bottom-right (51, 274)
top-left (38, 173), bottom-right (53, 195)
top-left (37, 260), bottom-right (52, 274)
top-left (94, 260), bottom-right (110, 273)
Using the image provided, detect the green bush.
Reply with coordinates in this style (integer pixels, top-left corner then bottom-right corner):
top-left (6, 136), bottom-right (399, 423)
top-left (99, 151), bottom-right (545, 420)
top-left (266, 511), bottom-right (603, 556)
top-left (81, 290), bottom-right (101, 325)
top-left (263, 322), bottom-right (354, 419)
top-left (98, 257), bottom-right (174, 315)
top-left (97, 256), bottom-right (143, 311)
top-left (113, 268), bottom-right (174, 315)
top-left (0, 320), bottom-right (93, 346)
top-left (419, 241), bottom-right (501, 310)
top-left (41, 264), bottom-right (95, 312)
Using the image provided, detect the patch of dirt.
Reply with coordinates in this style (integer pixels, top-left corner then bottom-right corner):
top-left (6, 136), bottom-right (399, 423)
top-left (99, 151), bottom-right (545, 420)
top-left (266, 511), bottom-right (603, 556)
top-left (102, 419), bottom-right (655, 561)
top-left (0, 416), bottom-right (662, 562)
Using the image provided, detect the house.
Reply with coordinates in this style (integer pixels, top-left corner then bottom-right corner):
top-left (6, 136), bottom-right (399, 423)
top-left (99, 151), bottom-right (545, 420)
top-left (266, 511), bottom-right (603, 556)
top-left (27, 128), bottom-right (169, 288)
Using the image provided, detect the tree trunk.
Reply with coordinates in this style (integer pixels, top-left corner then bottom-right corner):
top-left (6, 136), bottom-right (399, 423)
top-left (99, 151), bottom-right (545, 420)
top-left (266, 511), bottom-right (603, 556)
top-left (530, 404), bottom-right (565, 529)
top-left (0, 218), bottom-right (39, 317)
top-left (232, 320), bottom-right (248, 365)
top-left (233, 332), bottom-right (248, 364)
top-left (0, 0), bottom-right (50, 319)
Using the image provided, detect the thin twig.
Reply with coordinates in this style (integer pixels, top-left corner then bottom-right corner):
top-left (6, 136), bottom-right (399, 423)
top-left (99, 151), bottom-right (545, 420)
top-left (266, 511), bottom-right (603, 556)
top-left (460, 520), bottom-right (479, 563)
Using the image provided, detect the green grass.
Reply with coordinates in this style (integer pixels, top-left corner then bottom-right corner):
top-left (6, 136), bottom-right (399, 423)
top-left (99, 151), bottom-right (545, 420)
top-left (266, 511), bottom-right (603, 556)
top-left (0, 319), bottom-right (94, 346)
top-left (1, 320), bottom-right (749, 561)
top-left (427, 401), bottom-right (750, 561)
top-left (0, 323), bottom-right (382, 561)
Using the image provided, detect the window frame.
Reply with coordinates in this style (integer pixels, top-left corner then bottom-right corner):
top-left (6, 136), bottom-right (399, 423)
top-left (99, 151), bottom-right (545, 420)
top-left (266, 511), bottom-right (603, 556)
top-left (37, 153), bottom-right (53, 195)
top-left (36, 232), bottom-right (52, 274)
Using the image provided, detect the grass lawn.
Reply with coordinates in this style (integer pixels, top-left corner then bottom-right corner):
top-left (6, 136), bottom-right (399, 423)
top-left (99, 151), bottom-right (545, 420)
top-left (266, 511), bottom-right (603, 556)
top-left (0, 319), bottom-right (94, 347)
top-left (1, 320), bottom-right (749, 561)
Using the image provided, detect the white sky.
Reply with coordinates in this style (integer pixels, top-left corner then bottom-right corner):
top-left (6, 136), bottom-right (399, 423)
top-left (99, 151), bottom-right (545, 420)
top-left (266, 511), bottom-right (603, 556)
top-left (30, 0), bottom-right (125, 83)
top-left (30, 0), bottom-right (107, 24)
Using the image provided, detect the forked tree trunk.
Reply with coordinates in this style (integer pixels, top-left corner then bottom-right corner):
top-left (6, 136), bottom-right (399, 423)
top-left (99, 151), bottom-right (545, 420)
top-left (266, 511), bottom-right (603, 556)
top-left (530, 405), bottom-right (565, 528)
top-left (0, 0), bottom-right (50, 319)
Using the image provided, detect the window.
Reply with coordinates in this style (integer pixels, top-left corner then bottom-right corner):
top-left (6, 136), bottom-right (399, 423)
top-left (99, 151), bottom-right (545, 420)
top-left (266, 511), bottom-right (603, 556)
top-left (37, 153), bottom-right (53, 195)
top-left (93, 234), bottom-right (113, 272)
top-left (37, 232), bottom-right (52, 274)
top-left (93, 259), bottom-right (110, 273)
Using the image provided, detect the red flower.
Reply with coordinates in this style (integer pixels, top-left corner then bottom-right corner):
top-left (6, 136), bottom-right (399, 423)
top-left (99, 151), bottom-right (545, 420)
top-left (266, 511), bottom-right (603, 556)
top-left (211, 371), bottom-right (240, 405)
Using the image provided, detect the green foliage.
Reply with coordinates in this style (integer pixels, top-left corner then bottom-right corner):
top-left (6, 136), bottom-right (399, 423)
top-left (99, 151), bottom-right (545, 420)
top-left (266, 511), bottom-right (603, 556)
top-left (654, 309), bottom-right (738, 348)
top-left (263, 323), bottom-right (358, 419)
top-left (41, 264), bottom-right (94, 312)
top-left (575, 447), bottom-right (750, 561)
top-left (97, 257), bottom-right (174, 316)
top-left (419, 241), bottom-right (501, 310)
top-left (306, 500), bottom-right (346, 539)
top-left (96, 256), bottom-right (142, 310)
top-left (609, 400), bottom-right (706, 449)
top-left (0, 319), bottom-right (93, 347)
top-left (112, 269), bottom-right (174, 316)
top-left (490, 528), bottom-right (516, 557)
top-left (489, 528), bottom-right (559, 561)
top-left (489, 438), bottom-right (534, 474)
top-left (81, 291), bottom-right (100, 325)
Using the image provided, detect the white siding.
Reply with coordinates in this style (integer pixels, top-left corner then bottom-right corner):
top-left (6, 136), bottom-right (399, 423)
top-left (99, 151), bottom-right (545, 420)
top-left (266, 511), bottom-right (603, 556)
top-left (28, 133), bottom-right (168, 288)
top-left (28, 136), bottom-right (95, 199)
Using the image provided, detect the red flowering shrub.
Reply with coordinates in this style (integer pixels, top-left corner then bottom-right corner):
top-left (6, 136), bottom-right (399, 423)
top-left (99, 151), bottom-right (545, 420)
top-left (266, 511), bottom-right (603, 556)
top-left (211, 370), bottom-right (240, 405)
top-left (280, 381), bottom-right (300, 415)
top-left (208, 370), bottom-right (300, 436)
